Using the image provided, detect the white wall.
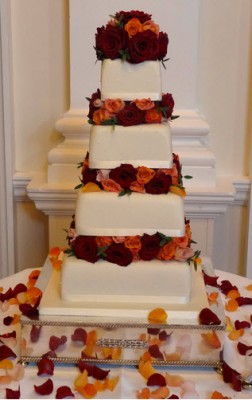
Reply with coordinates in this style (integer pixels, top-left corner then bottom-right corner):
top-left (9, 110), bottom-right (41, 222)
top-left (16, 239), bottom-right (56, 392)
top-left (5, 0), bottom-right (252, 276)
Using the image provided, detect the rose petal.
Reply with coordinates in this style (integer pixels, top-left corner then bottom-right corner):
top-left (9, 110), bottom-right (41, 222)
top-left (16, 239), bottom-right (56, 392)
top-left (37, 358), bottom-right (54, 376)
top-left (34, 378), bottom-right (54, 395)
top-left (149, 344), bottom-right (164, 360)
top-left (201, 331), bottom-right (221, 349)
top-left (147, 373), bottom-right (166, 387)
top-left (199, 308), bottom-right (221, 325)
top-left (203, 271), bottom-right (219, 287)
top-left (0, 331), bottom-right (16, 340)
top-left (49, 335), bottom-right (67, 351)
top-left (56, 385), bottom-right (75, 399)
top-left (71, 328), bottom-right (87, 345)
top-left (148, 308), bottom-right (167, 324)
top-left (147, 328), bottom-right (160, 335)
top-left (222, 361), bottom-right (242, 391)
top-left (219, 280), bottom-right (238, 295)
top-left (159, 330), bottom-right (172, 341)
top-left (6, 387), bottom-right (21, 399)
top-left (210, 390), bottom-right (230, 399)
top-left (0, 345), bottom-right (16, 361)
top-left (150, 386), bottom-right (170, 399)
top-left (236, 296), bottom-right (252, 306)
top-left (30, 325), bottom-right (42, 343)
top-left (237, 341), bottom-right (252, 356)
top-left (234, 320), bottom-right (251, 330)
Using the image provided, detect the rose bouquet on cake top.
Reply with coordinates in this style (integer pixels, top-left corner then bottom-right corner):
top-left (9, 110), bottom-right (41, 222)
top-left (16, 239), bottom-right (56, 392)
top-left (95, 10), bottom-right (168, 64)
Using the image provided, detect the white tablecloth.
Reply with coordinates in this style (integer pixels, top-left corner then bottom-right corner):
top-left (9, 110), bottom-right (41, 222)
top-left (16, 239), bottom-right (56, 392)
top-left (0, 268), bottom-right (252, 399)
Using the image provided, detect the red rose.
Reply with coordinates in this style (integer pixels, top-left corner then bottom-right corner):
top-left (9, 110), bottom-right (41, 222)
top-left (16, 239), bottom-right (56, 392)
top-left (87, 89), bottom-right (101, 120)
top-left (109, 164), bottom-right (136, 189)
top-left (157, 32), bottom-right (168, 60)
top-left (73, 236), bottom-right (99, 263)
top-left (117, 104), bottom-right (144, 126)
top-left (82, 168), bottom-right (98, 185)
top-left (95, 25), bottom-right (127, 60)
top-left (139, 233), bottom-right (160, 261)
top-left (172, 153), bottom-right (181, 176)
top-left (128, 30), bottom-right (159, 63)
top-left (160, 93), bottom-right (174, 119)
top-left (145, 173), bottom-right (172, 194)
top-left (115, 10), bottom-right (152, 24)
top-left (106, 243), bottom-right (133, 266)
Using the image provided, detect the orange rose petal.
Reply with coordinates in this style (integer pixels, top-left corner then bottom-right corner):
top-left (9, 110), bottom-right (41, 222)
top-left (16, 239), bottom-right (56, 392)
top-left (207, 291), bottom-right (219, 305)
top-left (111, 347), bottom-right (122, 360)
top-left (74, 369), bottom-right (88, 390)
top-left (80, 383), bottom-right (97, 399)
top-left (245, 284), bottom-right (252, 291)
top-left (148, 308), bottom-right (167, 324)
top-left (86, 330), bottom-right (97, 346)
top-left (0, 375), bottom-right (12, 385)
top-left (225, 316), bottom-right (234, 332)
top-left (26, 287), bottom-right (42, 304)
top-left (16, 292), bottom-right (28, 304)
top-left (136, 387), bottom-right (150, 399)
top-left (83, 344), bottom-right (95, 357)
top-left (94, 380), bottom-right (105, 392)
top-left (11, 314), bottom-right (20, 325)
top-left (0, 359), bottom-right (14, 369)
top-left (0, 287), bottom-right (3, 293)
top-left (104, 376), bottom-right (119, 391)
top-left (49, 246), bottom-right (62, 258)
top-left (226, 289), bottom-right (240, 300)
top-left (51, 259), bottom-right (62, 271)
top-left (8, 298), bottom-right (19, 305)
top-left (139, 360), bottom-right (157, 380)
top-left (228, 328), bottom-right (244, 341)
top-left (150, 386), bottom-right (170, 399)
top-left (164, 352), bottom-right (181, 361)
top-left (169, 185), bottom-right (186, 197)
top-left (211, 390), bottom-right (230, 399)
top-left (141, 351), bottom-right (152, 362)
top-left (225, 299), bottom-right (239, 312)
top-left (201, 331), bottom-right (221, 349)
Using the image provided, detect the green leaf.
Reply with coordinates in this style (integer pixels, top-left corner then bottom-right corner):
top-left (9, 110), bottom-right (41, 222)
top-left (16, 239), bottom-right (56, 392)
top-left (171, 115), bottom-right (180, 120)
top-left (101, 117), bottom-right (117, 126)
top-left (184, 175), bottom-right (193, 180)
top-left (77, 162), bottom-right (83, 169)
top-left (119, 189), bottom-right (132, 197)
top-left (119, 48), bottom-right (130, 61)
top-left (74, 183), bottom-right (83, 190)
top-left (158, 232), bottom-right (172, 246)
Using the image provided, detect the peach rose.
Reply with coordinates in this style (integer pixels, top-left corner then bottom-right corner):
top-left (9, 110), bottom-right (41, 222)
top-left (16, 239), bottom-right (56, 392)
top-left (124, 18), bottom-right (143, 37)
top-left (133, 98), bottom-right (155, 111)
top-left (158, 242), bottom-right (176, 260)
top-left (96, 236), bottom-right (113, 248)
top-left (124, 236), bottom-right (142, 254)
top-left (174, 247), bottom-right (194, 261)
top-left (173, 236), bottom-right (189, 249)
top-left (112, 236), bottom-right (126, 243)
top-left (142, 20), bottom-right (160, 36)
top-left (145, 109), bottom-right (162, 124)
top-left (104, 99), bottom-right (125, 114)
top-left (129, 180), bottom-right (145, 193)
top-left (136, 166), bottom-right (155, 184)
top-left (93, 109), bottom-right (112, 125)
top-left (101, 179), bottom-right (122, 193)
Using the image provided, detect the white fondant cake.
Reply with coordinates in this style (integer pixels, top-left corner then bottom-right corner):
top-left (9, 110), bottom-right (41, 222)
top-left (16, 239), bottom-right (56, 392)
top-left (101, 59), bottom-right (162, 101)
top-left (61, 257), bottom-right (191, 304)
top-left (75, 191), bottom-right (185, 237)
top-left (89, 122), bottom-right (173, 169)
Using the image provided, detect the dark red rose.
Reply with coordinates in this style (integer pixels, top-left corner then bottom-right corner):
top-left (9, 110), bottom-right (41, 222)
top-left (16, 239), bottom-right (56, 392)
top-left (117, 104), bottom-right (144, 126)
top-left (128, 30), bottom-right (159, 63)
top-left (139, 233), bottom-right (160, 261)
top-left (95, 25), bottom-right (127, 60)
top-left (82, 168), bottom-right (97, 185)
top-left (160, 93), bottom-right (174, 119)
top-left (172, 153), bottom-right (181, 175)
top-left (114, 10), bottom-right (152, 24)
top-left (106, 243), bottom-right (133, 266)
top-left (87, 89), bottom-right (101, 120)
top-left (157, 32), bottom-right (168, 60)
top-left (145, 173), bottom-right (172, 194)
top-left (73, 236), bottom-right (99, 263)
top-left (109, 164), bottom-right (136, 189)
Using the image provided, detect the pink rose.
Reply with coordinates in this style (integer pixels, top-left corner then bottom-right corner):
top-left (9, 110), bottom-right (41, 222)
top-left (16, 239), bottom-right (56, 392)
top-left (104, 99), bottom-right (125, 114)
top-left (133, 98), bottom-right (155, 110)
top-left (101, 179), bottom-right (122, 193)
top-left (174, 247), bottom-right (194, 261)
top-left (129, 180), bottom-right (145, 193)
top-left (112, 236), bottom-right (126, 243)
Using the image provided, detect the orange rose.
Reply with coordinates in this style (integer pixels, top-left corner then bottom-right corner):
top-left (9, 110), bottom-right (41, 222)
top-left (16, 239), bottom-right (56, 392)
top-left (93, 109), bottom-right (111, 125)
top-left (158, 242), bottom-right (176, 260)
top-left (104, 99), bottom-right (125, 114)
top-left (96, 236), bottom-right (113, 247)
top-left (129, 180), bottom-right (145, 193)
top-left (101, 179), bottom-right (122, 193)
top-left (124, 18), bottom-right (143, 37)
top-left (145, 109), bottom-right (162, 124)
top-left (185, 223), bottom-right (192, 241)
top-left (173, 236), bottom-right (189, 249)
top-left (133, 98), bottom-right (155, 111)
top-left (136, 166), bottom-right (155, 184)
top-left (124, 236), bottom-right (142, 254)
top-left (142, 20), bottom-right (160, 36)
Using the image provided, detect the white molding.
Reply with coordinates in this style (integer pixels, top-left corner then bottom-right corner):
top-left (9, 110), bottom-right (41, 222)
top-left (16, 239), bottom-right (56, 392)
top-left (0, 0), bottom-right (15, 278)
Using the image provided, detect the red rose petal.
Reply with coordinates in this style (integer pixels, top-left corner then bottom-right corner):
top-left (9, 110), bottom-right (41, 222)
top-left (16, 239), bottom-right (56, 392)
top-left (159, 330), bottom-right (172, 342)
top-left (19, 297), bottom-right (40, 318)
top-left (0, 331), bottom-right (16, 340)
top-left (92, 365), bottom-right (110, 380)
top-left (30, 325), bottom-right (42, 343)
top-left (168, 396), bottom-right (179, 399)
top-left (237, 341), bottom-right (252, 356)
top-left (13, 283), bottom-right (27, 297)
top-left (234, 320), bottom-right (251, 330)
top-left (236, 297), bottom-right (252, 306)
top-left (71, 327), bottom-right (87, 345)
top-left (222, 361), bottom-right (242, 392)
top-left (37, 357), bottom-right (54, 376)
top-left (78, 361), bottom-right (94, 375)
top-left (203, 271), bottom-right (219, 287)
top-left (34, 378), bottom-right (54, 395)
top-left (199, 308), bottom-right (221, 325)
top-left (1, 288), bottom-right (14, 301)
top-left (149, 344), bottom-right (164, 360)
top-left (49, 335), bottom-right (67, 351)
top-left (81, 351), bottom-right (98, 360)
top-left (147, 373), bottom-right (166, 387)
top-left (42, 350), bottom-right (57, 359)
top-left (6, 387), bottom-right (20, 399)
top-left (219, 280), bottom-right (238, 295)
top-left (3, 316), bottom-right (13, 326)
top-left (0, 344), bottom-right (16, 361)
top-left (147, 328), bottom-right (160, 335)
top-left (56, 386), bottom-right (75, 399)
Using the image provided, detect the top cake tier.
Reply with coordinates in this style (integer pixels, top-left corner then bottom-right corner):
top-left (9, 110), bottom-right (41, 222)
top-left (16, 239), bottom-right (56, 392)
top-left (101, 60), bottom-right (162, 101)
